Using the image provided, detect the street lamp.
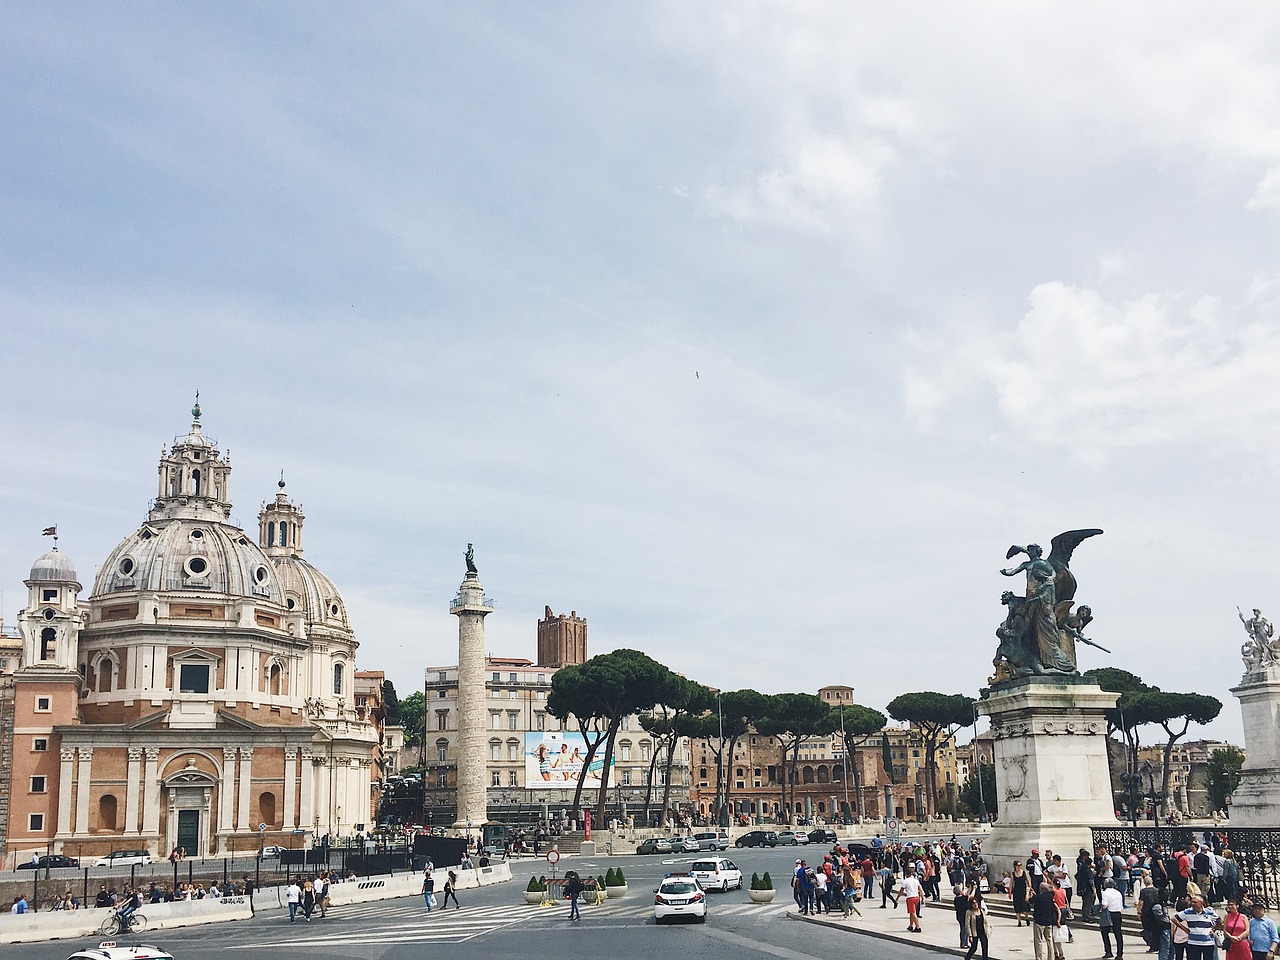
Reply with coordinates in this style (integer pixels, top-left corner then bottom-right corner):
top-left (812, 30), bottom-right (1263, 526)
top-left (972, 703), bottom-right (987, 823)
top-left (839, 706), bottom-right (850, 823)
top-left (717, 691), bottom-right (726, 829)
top-left (1142, 760), bottom-right (1159, 849)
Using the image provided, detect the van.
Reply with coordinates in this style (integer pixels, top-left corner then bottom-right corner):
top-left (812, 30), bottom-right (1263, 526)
top-left (94, 849), bottom-right (153, 867)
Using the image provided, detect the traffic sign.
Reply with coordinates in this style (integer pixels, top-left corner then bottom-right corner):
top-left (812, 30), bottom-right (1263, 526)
top-left (546, 849), bottom-right (560, 865)
top-left (886, 817), bottom-right (900, 841)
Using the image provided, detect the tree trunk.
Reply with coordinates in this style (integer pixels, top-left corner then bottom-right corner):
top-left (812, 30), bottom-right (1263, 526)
top-left (659, 735), bottom-right (678, 827)
top-left (642, 745), bottom-right (661, 825)
top-left (593, 719), bottom-right (620, 829)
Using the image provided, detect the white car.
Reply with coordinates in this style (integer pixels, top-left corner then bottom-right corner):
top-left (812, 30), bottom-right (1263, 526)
top-left (672, 836), bottom-right (701, 853)
top-left (689, 858), bottom-right (742, 892)
top-left (67, 944), bottom-right (174, 960)
top-left (654, 875), bottom-right (707, 924)
top-left (93, 850), bottom-right (153, 868)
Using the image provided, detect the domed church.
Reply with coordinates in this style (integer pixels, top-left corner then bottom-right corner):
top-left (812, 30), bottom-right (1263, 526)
top-left (6, 404), bottom-right (378, 862)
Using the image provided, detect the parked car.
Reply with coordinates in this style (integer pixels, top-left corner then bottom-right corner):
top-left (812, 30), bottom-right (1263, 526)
top-left (776, 831), bottom-right (804, 846)
top-left (692, 832), bottom-right (730, 851)
top-left (689, 858), bottom-right (742, 892)
top-left (672, 836), bottom-right (701, 854)
top-left (807, 829), bottom-right (838, 845)
top-left (654, 874), bottom-right (707, 924)
top-left (734, 830), bottom-right (778, 848)
top-left (258, 845), bottom-right (286, 860)
top-left (18, 854), bottom-right (79, 869)
top-left (636, 838), bottom-right (672, 855)
top-left (93, 850), bottom-right (153, 868)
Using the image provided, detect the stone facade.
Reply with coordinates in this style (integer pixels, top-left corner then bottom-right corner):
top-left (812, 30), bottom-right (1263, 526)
top-left (4, 410), bottom-right (379, 866)
top-left (1229, 662), bottom-right (1280, 826)
top-left (536, 607), bottom-right (587, 670)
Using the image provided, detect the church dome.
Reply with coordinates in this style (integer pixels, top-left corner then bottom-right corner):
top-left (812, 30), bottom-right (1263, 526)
top-left (272, 555), bottom-right (350, 631)
top-left (29, 548), bottom-right (78, 583)
top-left (92, 518), bottom-right (283, 603)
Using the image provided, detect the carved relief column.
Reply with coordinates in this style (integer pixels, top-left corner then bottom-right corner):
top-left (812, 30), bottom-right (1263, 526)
top-left (220, 748), bottom-right (237, 838)
top-left (74, 748), bottom-right (93, 835)
top-left (298, 750), bottom-right (314, 835)
top-left (237, 747), bottom-right (253, 831)
top-left (283, 748), bottom-right (298, 829)
top-left (57, 749), bottom-right (75, 835)
top-left (124, 747), bottom-right (143, 834)
top-left (142, 748), bottom-right (161, 837)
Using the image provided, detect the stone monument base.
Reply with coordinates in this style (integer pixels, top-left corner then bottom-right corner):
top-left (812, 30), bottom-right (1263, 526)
top-left (1229, 665), bottom-right (1280, 827)
top-left (978, 676), bottom-right (1119, 871)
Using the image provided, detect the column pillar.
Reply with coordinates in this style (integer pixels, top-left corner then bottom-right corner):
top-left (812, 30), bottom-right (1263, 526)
top-left (450, 554), bottom-right (493, 832)
top-left (57, 749), bottom-right (75, 835)
top-left (124, 747), bottom-right (142, 834)
top-left (74, 748), bottom-right (93, 835)
top-left (219, 747), bottom-right (237, 839)
top-left (283, 748), bottom-right (297, 828)
top-left (142, 748), bottom-right (161, 837)
top-left (237, 747), bottom-right (253, 831)
top-left (299, 750), bottom-right (314, 836)
top-left (336, 756), bottom-right (349, 834)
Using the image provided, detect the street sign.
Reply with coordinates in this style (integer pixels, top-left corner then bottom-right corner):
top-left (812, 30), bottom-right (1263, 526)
top-left (886, 817), bottom-right (900, 841)
top-left (546, 850), bottom-right (560, 865)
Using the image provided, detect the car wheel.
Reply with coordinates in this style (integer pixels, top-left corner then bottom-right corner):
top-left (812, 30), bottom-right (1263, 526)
top-left (735, 840), bottom-right (742, 848)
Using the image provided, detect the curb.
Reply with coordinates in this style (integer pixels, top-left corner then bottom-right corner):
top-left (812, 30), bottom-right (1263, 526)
top-left (786, 908), bottom-right (971, 957)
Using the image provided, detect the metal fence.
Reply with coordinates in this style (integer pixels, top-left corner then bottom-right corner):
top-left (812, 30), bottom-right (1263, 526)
top-left (1090, 826), bottom-right (1280, 908)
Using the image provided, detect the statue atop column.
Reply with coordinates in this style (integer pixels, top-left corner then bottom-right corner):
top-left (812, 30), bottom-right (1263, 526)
top-left (1238, 606), bottom-right (1279, 673)
top-left (991, 528), bottom-right (1109, 683)
top-left (465, 543), bottom-right (477, 576)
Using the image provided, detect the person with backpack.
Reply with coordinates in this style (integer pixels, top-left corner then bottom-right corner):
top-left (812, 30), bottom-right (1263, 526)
top-left (421, 868), bottom-right (435, 912)
top-left (564, 871), bottom-right (584, 921)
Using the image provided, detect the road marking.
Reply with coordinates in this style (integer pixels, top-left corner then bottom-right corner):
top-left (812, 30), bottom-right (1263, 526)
top-left (701, 926), bottom-right (832, 960)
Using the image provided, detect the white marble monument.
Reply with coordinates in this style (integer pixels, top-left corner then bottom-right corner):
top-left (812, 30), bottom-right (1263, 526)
top-left (1228, 608), bottom-right (1280, 826)
top-left (979, 677), bottom-right (1119, 869)
top-left (450, 545), bottom-right (493, 834)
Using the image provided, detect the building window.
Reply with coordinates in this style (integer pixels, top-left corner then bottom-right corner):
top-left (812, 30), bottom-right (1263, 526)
top-left (28, 814), bottom-right (44, 832)
top-left (492, 672), bottom-right (500, 683)
top-left (42, 588), bottom-right (59, 603)
top-left (34, 696), bottom-right (51, 713)
top-left (509, 673), bottom-right (517, 683)
top-left (535, 712), bottom-right (545, 731)
top-left (641, 742), bottom-right (651, 762)
top-left (507, 712), bottom-right (518, 730)
top-left (40, 627), bottom-right (57, 661)
top-left (489, 712), bottom-right (500, 730)
top-left (436, 771), bottom-right (448, 789)
top-left (32, 738), bottom-right (47, 752)
top-left (619, 742), bottom-right (632, 761)
top-left (508, 742), bottom-right (520, 761)
top-left (622, 770), bottom-right (632, 786)
top-left (30, 776), bottom-right (47, 793)
top-left (437, 740), bottom-right (449, 762)
top-left (490, 742), bottom-right (500, 761)
top-left (491, 771), bottom-right (501, 786)
top-left (438, 690), bottom-right (447, 698)
top-left (436, 710), bottom-right (449, 731)
top-left (333, 663), bottom-right (345, 695)
top-left (537, 674), bottom-right (546, 685)
top-left (438, 671), bottom-right (447, 682)
top-left (179, 663), bottom-right (210, 694)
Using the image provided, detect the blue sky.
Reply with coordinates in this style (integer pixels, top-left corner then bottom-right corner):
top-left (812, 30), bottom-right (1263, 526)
top-left (5, 3), bottom-right (1280, 747)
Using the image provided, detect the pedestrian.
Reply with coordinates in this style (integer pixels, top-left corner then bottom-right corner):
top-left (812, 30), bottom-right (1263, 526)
top-left (421, 869), bottom-right (435, 911)
top-left (1140, 874), bottom-right (1163, 950)
top-left (1170, 894), bottom-right (1220, 960)
top-left (286, 879), bottom-right (301, 924)
top-left (1248, 900), bottom-right (1279, 960)
top-left (1012, 860), bottom-right (1033, 926)
top-left (301, 881), bottom-right (315, 921)
top-left (315, 872), bottom-right (328, 918)
top-left (879, 861), bottom-right (899, 909)
top-left (861, 854), bottom-right (876, 900)
top-left (1099, 878), bottom-right (1124, 958)
top-left (812, 865), bottom-right (828, 914)
top-left (1031, 881), bottom-right (1060, 960)
top-left (1220, 851), bottom-right (1241, 906)
top-left (965, 894), bottom-right (991, 960)
top-left (954, 879), bottom-right (972, 949)
top-left (900, 869), bottom-right (924, 933)
top-left (441, 870), bottom-right (460, 909)
top-left (1222, 900), bottom-right (1252, 960)
top-left (565, 871), bottom-right (584, 921)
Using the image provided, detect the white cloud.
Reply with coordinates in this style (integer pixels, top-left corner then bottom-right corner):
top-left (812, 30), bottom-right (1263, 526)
top-left (905, 281), bottom-right (1280, 463)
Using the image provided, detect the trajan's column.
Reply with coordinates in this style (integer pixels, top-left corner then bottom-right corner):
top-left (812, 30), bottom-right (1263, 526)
top-left (450, 544), bottom-right (492, 834)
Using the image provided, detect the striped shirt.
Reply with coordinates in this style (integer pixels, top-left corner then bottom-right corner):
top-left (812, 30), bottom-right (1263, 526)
top-left (1178, 908), bottom-right (1219, 947)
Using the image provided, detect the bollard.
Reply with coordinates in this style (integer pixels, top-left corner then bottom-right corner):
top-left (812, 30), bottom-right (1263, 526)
top-left (82, 867), bottom-right (88, 909)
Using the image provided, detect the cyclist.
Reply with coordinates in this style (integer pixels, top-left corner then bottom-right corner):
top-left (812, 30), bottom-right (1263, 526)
top-left (116, 887), bottom-right (142, 930)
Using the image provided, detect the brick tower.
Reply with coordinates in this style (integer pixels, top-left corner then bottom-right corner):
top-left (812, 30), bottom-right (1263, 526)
top-left (536, 607), bottom-right (587, 669)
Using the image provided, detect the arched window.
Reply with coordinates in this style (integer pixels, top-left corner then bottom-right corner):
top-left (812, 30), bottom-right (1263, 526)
top-left (267, 522), bottom-right (275, 546)
top-left (489, 741), bottom-right (501, 761)
top-left (816, 765), bottom-right (829, 784)
top-left (40, 627), bottom-right (56, 661)
top-left (802, 765), bottom-right (816, 784)
top-left (268, 662), bottom-right (284, 697)
top-left (96, 655), bottom-right (114, 693)
top-left (280, 523), bottom-right (288, 546)
top-left (259, 792), bottom-right (277, 827)
top-left (191, 469), bottom-right (201, 495)
top-left (832, 764), bottom-right (844, 782)
top-left (332, 663), bottom-right (344, 695)
top-left (98, 794), bottom-right (118, 832)
top-left (507, 740), bottom-right (520, 761)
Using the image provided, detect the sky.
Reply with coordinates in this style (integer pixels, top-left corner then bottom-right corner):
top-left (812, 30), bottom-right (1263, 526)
top-left (4, 3), bottom-right (1279, 749)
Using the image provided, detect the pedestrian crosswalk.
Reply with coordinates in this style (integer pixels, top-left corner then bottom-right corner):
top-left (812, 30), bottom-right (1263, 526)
top-left (227, 899), bottom-right (786, 948)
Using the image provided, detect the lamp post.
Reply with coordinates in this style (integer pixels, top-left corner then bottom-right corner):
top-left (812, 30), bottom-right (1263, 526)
top-left (716, 691), bottom-right (726, 829)
top-left (1142, 760), bottom-right (1159, 850)
top-left (1120, 768), bottom-right (1142, 830)
top-left (839, 706), bottom-right (850, 823)
top-left (972, 703), bottom-right (987, 823)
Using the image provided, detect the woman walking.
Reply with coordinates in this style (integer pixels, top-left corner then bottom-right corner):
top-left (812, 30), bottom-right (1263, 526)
top-left (301, 881), bottom-right (315, 921)
top-left (1011, 860), bottom-right (1032, 927)
top-left (964, 894), bottom-right (990, 960)
top-left (441, 870), bottom-right (460, 909)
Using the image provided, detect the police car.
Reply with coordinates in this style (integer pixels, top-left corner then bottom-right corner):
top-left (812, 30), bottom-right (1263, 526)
top-left (66, 942), bottom-right (174, 960)
top-left (654, 874), bottom-right (707, 924)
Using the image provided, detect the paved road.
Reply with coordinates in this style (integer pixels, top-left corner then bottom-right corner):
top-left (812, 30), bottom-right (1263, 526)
top-left (4, 842), bottom-right (954, 960)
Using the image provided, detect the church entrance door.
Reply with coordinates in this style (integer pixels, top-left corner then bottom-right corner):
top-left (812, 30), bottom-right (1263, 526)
top-left (177, 809), bottom-right (201, 857)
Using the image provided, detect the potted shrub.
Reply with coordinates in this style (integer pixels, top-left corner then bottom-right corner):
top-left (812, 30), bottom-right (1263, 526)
top-left (605, 866), bottom-right (627, 898)
top-left (524, 875), bottom-right (547, 904)
top-left (749, 871), bottom-right (775, 903)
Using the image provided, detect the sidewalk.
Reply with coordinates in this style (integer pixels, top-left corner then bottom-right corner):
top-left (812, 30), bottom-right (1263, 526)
top-left (788, 897), bottom-right (1115, 959)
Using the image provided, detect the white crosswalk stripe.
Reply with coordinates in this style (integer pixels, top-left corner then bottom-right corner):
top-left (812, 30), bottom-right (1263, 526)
top-left (229, 903), bottom-right (548, 948)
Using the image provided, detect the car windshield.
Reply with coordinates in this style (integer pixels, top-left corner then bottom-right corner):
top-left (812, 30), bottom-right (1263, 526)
top-left (663, 882), bottom-right (698, 894)
top-left (691, 861), bottom-right (715, 871)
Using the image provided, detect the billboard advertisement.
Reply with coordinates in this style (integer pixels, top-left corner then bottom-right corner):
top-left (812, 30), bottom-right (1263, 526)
top-left (523, 732), bottom-right (613, 790)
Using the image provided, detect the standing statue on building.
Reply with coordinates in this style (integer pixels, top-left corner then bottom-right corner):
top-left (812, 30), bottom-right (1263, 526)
top-left (991, 528), bottom-right (1105, 682)
top-left (1238, 606), bottom-right (1278, 671)
top-left (465, 543), bottom-right (477, 575)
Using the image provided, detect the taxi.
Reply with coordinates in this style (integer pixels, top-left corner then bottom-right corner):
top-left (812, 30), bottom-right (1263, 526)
top-left (67, 942), bottom-right (174, 960)
top-left (654, 873), bottom-right (707, 924)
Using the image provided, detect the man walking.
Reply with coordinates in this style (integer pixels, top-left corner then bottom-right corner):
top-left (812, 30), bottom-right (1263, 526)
top-left (286, 879), bottom-right (301, 923)
top-left (1031, 881), bottom-right (1060, 960)
top-left (565, 871), bottom-right (584, 921)
top-left (1248, 901), bottom-right (1279, 960)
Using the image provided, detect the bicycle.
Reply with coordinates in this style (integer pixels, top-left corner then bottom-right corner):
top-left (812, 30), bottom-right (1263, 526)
top-left (98, 910), bottom-right (148, 935)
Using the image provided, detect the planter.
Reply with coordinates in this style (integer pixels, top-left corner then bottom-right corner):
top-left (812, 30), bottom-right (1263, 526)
top-left (605, 884), bottom-right (627, 899)
top-left (524, 890), bottom-right (546, 904)
top-left (748, 888), bottom-right (776, 903)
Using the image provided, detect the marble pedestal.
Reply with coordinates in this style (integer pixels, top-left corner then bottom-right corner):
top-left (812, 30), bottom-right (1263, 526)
top-left (1229, 664), bottom-right (1280, 826)
top-left (978, 677), bottom-right (1119, 870)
